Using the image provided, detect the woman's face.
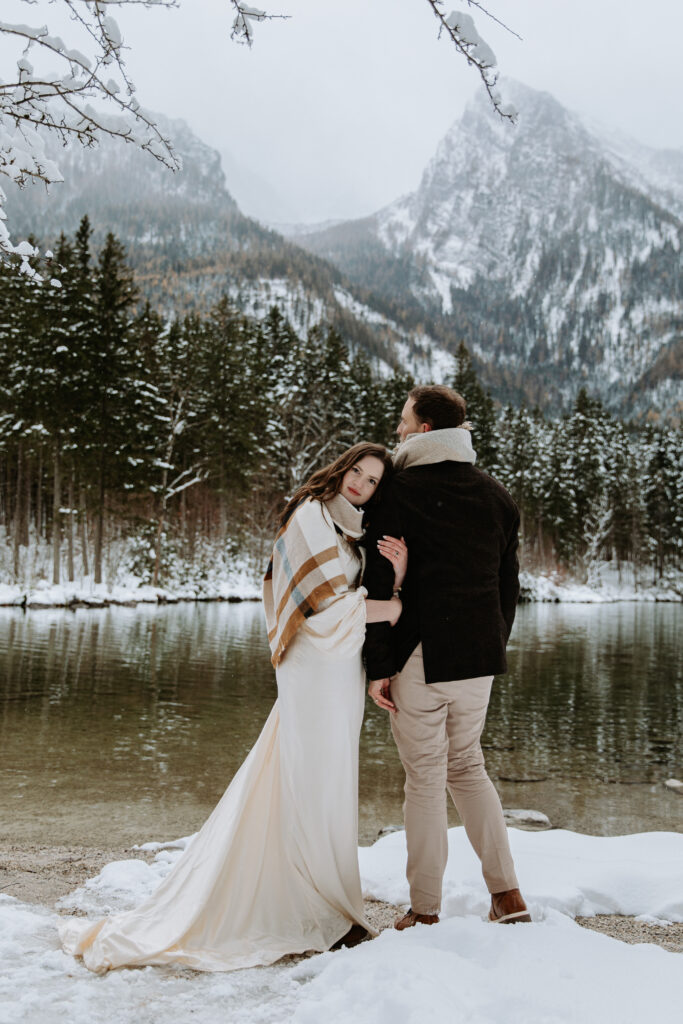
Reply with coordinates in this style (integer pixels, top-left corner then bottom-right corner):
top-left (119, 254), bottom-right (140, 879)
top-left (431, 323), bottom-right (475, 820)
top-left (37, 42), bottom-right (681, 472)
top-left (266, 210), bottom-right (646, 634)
top-left (340, 455), bottom-right (385, 507)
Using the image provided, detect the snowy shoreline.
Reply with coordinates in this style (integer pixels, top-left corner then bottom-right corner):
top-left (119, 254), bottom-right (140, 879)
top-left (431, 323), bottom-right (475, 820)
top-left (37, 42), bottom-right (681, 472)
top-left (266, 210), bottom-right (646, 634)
top-left (1, 827), bottom-right (682, 1024)
top-left (0, 561), bottom-right (681, 610)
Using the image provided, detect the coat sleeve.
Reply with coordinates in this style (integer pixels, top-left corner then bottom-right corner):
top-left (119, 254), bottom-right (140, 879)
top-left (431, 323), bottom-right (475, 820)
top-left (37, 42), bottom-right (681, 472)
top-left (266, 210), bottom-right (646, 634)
top-left (499, 511), bottom-right (520, 641)
top-left (362, 490), bottom-right (404, 681)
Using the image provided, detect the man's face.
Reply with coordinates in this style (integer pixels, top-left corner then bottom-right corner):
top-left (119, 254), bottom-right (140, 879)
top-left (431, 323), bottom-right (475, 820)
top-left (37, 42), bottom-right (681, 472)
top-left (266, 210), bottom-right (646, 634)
top-left (397, 398), bottom-right (428, 442)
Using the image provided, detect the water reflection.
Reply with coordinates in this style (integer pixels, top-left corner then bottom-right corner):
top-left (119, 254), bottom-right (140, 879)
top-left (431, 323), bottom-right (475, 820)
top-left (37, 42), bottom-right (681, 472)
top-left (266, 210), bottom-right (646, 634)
top-left (0, 602), bottom-right (680, 845)
top-left (500, 604), bottom-right (682, 784)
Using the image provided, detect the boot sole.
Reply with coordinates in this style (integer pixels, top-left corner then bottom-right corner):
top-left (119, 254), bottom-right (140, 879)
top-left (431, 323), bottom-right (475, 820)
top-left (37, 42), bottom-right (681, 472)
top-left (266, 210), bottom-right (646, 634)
top-left (395, 915), bottom-right (439, 930)
top-left (489, 910), bottom-right (532, 924)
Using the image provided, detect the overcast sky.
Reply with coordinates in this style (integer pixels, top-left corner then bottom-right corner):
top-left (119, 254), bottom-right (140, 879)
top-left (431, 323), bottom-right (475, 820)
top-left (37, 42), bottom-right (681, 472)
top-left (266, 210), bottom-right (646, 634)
top-left (6, 1), bottom-right (683, 223)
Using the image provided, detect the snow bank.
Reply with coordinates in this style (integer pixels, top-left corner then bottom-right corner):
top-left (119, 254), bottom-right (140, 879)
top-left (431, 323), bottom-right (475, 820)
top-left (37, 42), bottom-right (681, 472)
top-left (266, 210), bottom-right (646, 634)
top-left (0, 566), bottom-right (263, 609)
top-left (286, 911), bottom-right (679, 1024)
top-left (359, 828), bottom-right (683, 924)
top-left (2, 828), bottom-right (682, 1024)
top-left (1, 561), bottom-right (680, 609)
top-left (520, 562), bottom-right (682, 603)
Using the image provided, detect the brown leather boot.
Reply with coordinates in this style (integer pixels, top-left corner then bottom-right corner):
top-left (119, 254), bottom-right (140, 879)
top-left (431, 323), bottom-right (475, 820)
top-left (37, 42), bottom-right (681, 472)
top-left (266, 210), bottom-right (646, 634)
top-left (489, 888), bottom-right (531, 924)
top-left (330, 924), bottom-right (371, 950)
top-left (394, 909), bottom-right (439, 930)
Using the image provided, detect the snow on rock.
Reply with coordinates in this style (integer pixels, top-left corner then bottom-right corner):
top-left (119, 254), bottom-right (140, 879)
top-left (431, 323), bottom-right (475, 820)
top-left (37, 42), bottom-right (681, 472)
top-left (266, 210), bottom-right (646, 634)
top-left (503, 808), bottom-right (552, 830)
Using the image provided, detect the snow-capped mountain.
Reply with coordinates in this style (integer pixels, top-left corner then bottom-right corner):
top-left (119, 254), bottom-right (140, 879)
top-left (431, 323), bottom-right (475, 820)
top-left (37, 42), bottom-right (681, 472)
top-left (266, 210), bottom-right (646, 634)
top-left (3, 116), bottom-right (449, 381)
top-left (296, 81), bottom-right (682, 419)
top-left (5, 89), bottom-right (681, 419)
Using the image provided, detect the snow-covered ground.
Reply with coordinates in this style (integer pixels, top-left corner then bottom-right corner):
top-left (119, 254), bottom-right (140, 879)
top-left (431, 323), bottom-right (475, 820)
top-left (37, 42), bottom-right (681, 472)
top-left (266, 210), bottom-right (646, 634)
top-left (1, 828), bottom-right (681, 1024)
top-left (0, 567), bottom-right (262, 609)
top-left (0, 557), bottom-right (264, 609)
top-left (0, 559), bottom-right (680, 608)
top-left (520, 561), bottom-right (682, 603)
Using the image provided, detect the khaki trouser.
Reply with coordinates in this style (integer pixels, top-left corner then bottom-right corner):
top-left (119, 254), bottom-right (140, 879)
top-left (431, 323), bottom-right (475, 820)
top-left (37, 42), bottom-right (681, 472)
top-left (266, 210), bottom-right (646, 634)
top-left (390, 644), bottom-right (519, 914)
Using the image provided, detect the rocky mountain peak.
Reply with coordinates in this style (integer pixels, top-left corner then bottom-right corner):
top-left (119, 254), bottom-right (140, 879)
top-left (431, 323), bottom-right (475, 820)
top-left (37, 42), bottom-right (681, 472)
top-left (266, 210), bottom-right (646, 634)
top-left (297, 79), bottom-right (682, 419)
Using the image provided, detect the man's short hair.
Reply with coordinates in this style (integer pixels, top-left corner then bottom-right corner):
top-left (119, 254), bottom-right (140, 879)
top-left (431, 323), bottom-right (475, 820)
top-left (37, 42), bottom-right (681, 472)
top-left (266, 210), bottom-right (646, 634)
top-left (409, 385), bottom-right (466, 430)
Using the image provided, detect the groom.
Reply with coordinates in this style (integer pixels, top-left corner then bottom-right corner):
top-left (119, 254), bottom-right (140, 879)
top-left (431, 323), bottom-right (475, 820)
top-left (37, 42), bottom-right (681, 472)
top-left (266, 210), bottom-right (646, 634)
top-left (363, 384), bottom-right (531, 928)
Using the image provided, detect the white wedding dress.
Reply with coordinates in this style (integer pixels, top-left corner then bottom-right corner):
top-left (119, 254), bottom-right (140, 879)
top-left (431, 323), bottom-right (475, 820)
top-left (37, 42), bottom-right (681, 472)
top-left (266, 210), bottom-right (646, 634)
top-left (59, 529), bottom-right (373, 972)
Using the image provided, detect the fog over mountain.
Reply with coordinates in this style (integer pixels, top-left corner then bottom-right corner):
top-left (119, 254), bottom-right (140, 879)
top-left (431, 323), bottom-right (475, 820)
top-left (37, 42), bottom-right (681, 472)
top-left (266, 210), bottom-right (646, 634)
top-left (294, 81), bottom-right (683, 420)
top-left (6, 82), bottom-right (682, 420)
top-left (4, 115), bottom-right (457, 380)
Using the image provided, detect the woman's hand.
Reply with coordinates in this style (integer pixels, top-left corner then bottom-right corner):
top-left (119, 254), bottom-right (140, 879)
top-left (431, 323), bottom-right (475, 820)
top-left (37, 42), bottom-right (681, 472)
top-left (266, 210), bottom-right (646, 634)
top-left (377, 535), bottom-right (408, 590)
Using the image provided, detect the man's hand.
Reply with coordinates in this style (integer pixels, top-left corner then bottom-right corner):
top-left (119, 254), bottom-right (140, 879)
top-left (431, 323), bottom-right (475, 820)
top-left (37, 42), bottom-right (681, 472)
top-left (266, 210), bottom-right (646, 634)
top-left (368, 677), bottom-right (396, 713)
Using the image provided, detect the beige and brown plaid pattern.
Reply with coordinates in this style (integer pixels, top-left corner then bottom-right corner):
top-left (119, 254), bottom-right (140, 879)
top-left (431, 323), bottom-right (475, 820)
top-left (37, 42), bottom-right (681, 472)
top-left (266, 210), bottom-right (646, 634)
top-left (263, 498), bottom-right (347, 667)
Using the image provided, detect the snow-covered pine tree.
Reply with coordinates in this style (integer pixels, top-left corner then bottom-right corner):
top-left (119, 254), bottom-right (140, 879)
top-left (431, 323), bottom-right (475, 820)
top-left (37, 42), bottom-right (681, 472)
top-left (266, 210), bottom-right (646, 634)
top-left (643, 426), bottom-right (682, 580)
top-left (83, 232), bottom-right (141, 584)
top-left (452, 340), bottom-right (498, 471)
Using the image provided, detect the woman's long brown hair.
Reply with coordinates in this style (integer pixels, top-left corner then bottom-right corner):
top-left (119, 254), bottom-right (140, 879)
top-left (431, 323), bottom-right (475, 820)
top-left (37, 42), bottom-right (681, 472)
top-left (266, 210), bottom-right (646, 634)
top-left (279, 442), bottom-right (393, 527)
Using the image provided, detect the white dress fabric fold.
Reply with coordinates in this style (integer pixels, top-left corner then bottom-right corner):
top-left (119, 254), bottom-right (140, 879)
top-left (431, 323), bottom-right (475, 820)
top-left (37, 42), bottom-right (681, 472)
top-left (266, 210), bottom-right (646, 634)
top-left (58, 507), bottom-right (372, 973)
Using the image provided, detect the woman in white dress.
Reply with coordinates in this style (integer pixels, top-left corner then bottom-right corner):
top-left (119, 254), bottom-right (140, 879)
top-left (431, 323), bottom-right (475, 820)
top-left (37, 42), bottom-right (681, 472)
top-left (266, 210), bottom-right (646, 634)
top-left (59, 442), bottom-right (406, 973)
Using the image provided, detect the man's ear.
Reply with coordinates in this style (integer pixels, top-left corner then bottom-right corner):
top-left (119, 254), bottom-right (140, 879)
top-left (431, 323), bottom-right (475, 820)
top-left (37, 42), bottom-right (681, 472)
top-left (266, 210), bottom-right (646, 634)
top-left (420, 423), bottom-right (432, 433)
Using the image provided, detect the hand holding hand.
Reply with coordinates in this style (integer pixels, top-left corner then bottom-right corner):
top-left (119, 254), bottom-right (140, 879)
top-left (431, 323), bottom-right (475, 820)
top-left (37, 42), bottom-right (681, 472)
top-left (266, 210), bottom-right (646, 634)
top-left (377, 535), bottom-right (408, 589)
top-left (368, 677), bottom-right (396, 713)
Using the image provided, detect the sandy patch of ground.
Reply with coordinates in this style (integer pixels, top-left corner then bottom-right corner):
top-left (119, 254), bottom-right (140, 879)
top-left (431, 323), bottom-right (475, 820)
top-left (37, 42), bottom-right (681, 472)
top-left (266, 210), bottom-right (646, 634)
top-left (575, 913), bottom-right (683, 953)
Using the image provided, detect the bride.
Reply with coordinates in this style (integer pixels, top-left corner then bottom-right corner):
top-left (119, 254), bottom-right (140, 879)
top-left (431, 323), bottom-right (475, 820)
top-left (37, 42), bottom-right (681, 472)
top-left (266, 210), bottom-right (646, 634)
top-left (59, 442), bottom-right (407, 972)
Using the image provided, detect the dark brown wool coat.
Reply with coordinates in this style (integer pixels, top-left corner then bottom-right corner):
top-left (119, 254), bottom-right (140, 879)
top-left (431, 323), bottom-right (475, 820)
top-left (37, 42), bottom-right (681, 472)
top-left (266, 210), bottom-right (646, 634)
top-left (362, 460), bottom-right (520, 685)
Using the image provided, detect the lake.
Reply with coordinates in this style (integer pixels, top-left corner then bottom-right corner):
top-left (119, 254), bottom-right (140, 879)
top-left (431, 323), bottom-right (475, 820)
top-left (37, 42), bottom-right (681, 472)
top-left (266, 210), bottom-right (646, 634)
top-left (0, 602), bottom-right (681, 847)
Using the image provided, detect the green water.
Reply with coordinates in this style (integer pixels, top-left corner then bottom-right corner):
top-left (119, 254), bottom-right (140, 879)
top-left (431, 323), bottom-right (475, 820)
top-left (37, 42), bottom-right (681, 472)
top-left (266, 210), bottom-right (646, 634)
top-left (0, 602), bottom-right (680, 846)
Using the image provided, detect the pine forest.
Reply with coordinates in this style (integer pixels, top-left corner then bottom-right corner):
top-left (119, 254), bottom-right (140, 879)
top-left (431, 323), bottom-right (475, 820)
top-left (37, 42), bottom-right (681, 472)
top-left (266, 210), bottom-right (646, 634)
top-left (0, 219), bottom-right (681, 599)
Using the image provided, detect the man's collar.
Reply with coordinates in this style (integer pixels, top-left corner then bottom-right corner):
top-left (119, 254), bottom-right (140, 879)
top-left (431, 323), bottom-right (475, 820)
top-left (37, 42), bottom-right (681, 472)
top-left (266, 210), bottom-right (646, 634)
top-left (393, 427), bottom-right (477, 471)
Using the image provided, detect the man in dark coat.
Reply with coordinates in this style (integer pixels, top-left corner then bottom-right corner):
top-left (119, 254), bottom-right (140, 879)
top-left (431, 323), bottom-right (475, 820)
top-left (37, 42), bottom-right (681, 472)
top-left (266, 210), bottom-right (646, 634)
top-left (363, 385), bottom-right (530, 928)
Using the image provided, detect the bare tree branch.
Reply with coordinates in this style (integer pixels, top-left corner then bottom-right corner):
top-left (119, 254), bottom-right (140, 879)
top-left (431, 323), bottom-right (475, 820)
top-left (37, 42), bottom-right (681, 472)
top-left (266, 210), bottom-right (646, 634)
top-left (1, 1), bottom-right (519, 278)
top-left (0, 0), bottom-right (180, 274)
top-left (424, 1), bottom-right (519, 123)
top-left (465, 1), bottom-right (522, 41)
top-left (228, 2), bottom-right (289, 47)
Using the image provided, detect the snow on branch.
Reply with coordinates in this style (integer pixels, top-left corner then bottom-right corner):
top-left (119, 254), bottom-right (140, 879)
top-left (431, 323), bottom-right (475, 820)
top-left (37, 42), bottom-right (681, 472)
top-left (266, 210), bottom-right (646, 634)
top-left (1, 2), bottom-right (518, 280)
top-left (0, 0), bottom-right (180, 277)
top-left (228, 2), bottom-right (288, 47)
top-left (425, 1), bottom-right (519, 123)
top-left (227, 2), bottom-right (518, 116)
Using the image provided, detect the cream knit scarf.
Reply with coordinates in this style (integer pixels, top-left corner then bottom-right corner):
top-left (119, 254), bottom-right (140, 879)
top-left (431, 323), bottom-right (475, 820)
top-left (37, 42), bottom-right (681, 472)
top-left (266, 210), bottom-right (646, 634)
top-left (393, 427), bottom-right (477, 471)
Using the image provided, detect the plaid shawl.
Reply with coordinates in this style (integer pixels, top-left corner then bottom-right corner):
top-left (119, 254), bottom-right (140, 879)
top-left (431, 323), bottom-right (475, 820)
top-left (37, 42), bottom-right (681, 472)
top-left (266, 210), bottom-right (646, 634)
top-left (263, 495), bottom-right (364, 668)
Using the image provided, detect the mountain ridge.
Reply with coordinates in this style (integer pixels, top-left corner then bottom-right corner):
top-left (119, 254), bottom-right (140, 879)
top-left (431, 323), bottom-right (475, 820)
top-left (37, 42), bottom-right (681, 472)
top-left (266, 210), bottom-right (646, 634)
top-left (3, 114), bottom-right (453, 380)
top-left (297, 80), bottom-right (682, 420)
top-left (4, 89), bottom-right (682, 421)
